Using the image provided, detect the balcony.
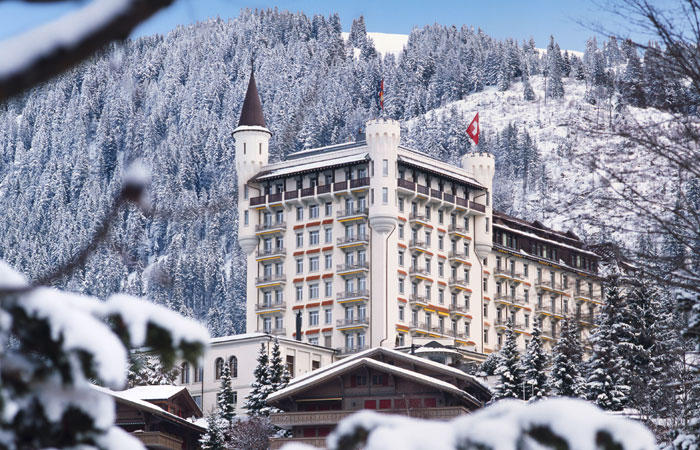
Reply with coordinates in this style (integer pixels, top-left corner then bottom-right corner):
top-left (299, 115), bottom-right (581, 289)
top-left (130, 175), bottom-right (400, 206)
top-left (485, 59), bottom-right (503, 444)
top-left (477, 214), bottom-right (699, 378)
top-left (408, 266), bottom-right (430, 279)
top-left (574, 291), bottom-right (602, 304)
top-left (408, 213), bottom-right (430, 227)
top-left (448, 303), bottom-right (469, 314)
top-left (408, 294), bottom-right (429, 307)
top-left (494, 268), bottom-right (526, 283)
top-left (255, 274), bottom-right (286, 287)
top-left (409, 320), bottom-right (430, 332)
top-left (255, 302), bottom-right (286, 313)
top-left (255, 221), bottom-right (286, 235)
top-left (397, 178), bottom-right (416, 193)
top-left (336, 317), bottom-right (369, 330)
top-left (337, 207), bottom-right (368, 221)
top-left (337, 261), bottom-right (369, 276)
top-left (534, 303), bottom-right (561, 317)
top-left (408, 239), bottom-right (429, 253)
top-left (337, 234), bottom-right (369, 248)
top-left (534, 279), bottom-right (567, 294)
top-left (541, 329), bottom-right (557, 341)
top-left (350, 177), bottom-right (370, 190)
top-left (337, 290), bottom-right (370, 302)
top-left (469, 201), bottom-right (486, 213)
top-left (316, 184), bottom-right (332, 196)
top-left (269, 407), bottom-right (469, 428)
top-left (258, 327), bottom-right (286, 336)
top-left (494, 317), bottom-right (527, 331)
top-left (448, 225), bottom-right (468, 236)
top-left (336, 345), bottom-right (367, 355)
top-left (255, 247), bottom-right (285, 260)
top-left (448, 251), bottom-right (468, 263)
top-left (455, 197), bottom-right (469, 209)
top-left (448, 278), bottom-right (467, 289)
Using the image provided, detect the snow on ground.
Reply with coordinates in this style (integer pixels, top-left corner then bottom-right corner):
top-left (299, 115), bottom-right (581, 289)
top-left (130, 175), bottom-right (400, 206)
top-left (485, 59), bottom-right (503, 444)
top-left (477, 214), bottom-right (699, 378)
top-left (341, 32), bottom-right (409, 56)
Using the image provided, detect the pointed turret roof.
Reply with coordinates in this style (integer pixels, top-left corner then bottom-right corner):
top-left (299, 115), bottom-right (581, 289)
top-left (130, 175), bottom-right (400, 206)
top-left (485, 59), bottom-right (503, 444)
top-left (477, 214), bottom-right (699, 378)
top-left (238, 68), bottom-right (266, 128)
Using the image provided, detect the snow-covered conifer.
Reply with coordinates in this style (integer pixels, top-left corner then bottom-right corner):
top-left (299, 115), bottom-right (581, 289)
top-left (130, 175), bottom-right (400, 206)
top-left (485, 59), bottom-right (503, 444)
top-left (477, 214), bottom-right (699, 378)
top-left (550, 319), bottom-right (584, 398)
top-left (218, 363), bottom-right (236, 424)
top-left (200, 413), bottom-right (227, 450)
top-left (520, 326), bottom-right (549, 402)
top-left (494, 324), bottom-right (523, 400)
top-left (267, 339), bottom-right (291, 393)
top-left (245, 343), bottom-right (273, 416)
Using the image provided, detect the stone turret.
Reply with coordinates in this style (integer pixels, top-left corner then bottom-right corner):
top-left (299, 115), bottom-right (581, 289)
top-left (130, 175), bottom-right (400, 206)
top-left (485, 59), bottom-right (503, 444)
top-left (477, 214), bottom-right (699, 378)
top-left (461, 152), bottom-right (495, 259)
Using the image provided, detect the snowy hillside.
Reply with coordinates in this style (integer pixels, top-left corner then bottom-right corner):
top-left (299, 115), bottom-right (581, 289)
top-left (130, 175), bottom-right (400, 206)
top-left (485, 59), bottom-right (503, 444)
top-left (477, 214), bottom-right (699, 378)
top-left (342, 31), bottom-right (408, 56)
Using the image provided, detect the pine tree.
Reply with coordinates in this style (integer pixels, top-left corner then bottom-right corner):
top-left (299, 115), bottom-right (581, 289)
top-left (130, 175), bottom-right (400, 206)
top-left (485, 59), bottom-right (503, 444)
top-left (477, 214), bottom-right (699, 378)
top-left (218, 363), bottom-right (236, 424)
top-left (267, 338), bottom-right (291, 392)
top-left (522, 69), bottom-right (536, 101)
top-left (200, 413), bottom-right (227, 450)
top-left (478, 351), bottom-right (501, 376)
top-left (550, 319), bottom-right (585, 398)
top-left (245, 343), bottom-right (273, 417)
top-left (520, 326), bottom-right (549, 402)
top-left (493, 324), bottom-right (523, 400)
top-left (127, 353), bottom-right (180, 388)
top-left (545, 36), bottom-right (564, 99)
top-left (585, 275), bottom-right (630, 410)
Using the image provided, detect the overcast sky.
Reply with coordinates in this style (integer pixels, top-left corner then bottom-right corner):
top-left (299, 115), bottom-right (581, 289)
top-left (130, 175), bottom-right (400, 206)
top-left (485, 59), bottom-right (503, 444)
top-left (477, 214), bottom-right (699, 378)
top-left (0, 0), bottom-right (648, 52)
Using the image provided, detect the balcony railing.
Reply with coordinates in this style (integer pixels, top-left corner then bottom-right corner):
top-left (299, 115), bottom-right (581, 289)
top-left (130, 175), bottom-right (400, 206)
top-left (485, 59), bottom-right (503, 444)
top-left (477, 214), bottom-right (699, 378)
top-left (255, 274), bottom-right (286, 285)
top-left (350, 177), bottom-right (370, 189)
top-left (469, 201), bottom-right (486, 213)
top-left (430, 189), bottom-right (443, 200)
top-left (448, 303), bottom-right (468, 313)
top-left (409, 213), bottom-right (428, 222)
top-left (284, 190), bottom-right (298, 200)
top-left (316, 184), bottom-right (332, 194)
top-left (255, 221), bottom-right (286, 232)
top-left (456, 197), bottom-right (469, 208)
top-left (337, 207), bottom-right (368, 219)
top-left (337, 262), bottom-right (369, 272)
top-left (535, 303), bottom-right (559, 315)
top-left (495, 317), bottom-right (526, 329)
top-left (408, 239), bottom-right (427, 250)
top-left (408, 294), bottom-right (429, 305)
top-left (409, 266), bottom-right (429, 276)
top-left (448, 251), bottom-right (467, 261)
top-left (333, 180), bottom-right (348, 192)
top-left (448, 278), bottom-right (467, 286)
top-left (258, 327), bottom-right (286, 335)
top-left (336, 345), bottom-right (367, 355)
top-left (269, 407), bottom-right (469, 428)
top-left (495, 268), bottom-right (525, 280)
top-left (397, 181), bottom-right (473, 211)
top-left (300, 187), bottom-right (315, 197)
top-left (448, 225), bottom-right (467, 234)
top-left (417, 184), bottom-right (430, 195)
top-left (535, 279), bottom-right (566, 292)
top-left (336, 317), bottom-right (369, 328)
top-left (337, 290), bottom-right (370, 300)
top-left (337, 234), bottom-right (369, 245)
top-left (255, 302), bottom-right (286, 311)
top-left (397, 178), bottom-right (416, 190)
top-left (256, 247), bottom-right (285, 258)
top-left (250, 195), bottom-right (266, 206)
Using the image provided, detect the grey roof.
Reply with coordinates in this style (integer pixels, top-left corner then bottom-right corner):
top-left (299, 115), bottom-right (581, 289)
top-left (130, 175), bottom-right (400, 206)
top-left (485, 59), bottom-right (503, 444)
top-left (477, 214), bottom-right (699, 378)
top-left (238, 69), bottom-right (266, 128)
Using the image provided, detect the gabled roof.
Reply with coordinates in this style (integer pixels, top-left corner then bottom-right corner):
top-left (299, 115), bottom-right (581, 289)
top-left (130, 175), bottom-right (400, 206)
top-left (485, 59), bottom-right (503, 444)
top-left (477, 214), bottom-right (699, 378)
top-left (267, 357), bottom-right (482, 409)
top-left (281, 346), bottom-right (491, 399)
top-left (238, 69), bottom-right (266, 128)
top-left (121, 385), bottom-right (188, 401)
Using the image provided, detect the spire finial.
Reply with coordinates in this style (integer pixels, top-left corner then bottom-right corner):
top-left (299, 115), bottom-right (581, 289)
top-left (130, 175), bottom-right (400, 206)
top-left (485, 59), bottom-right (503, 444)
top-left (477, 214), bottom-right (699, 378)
top-left (238, 63), bottom-right (266, 128)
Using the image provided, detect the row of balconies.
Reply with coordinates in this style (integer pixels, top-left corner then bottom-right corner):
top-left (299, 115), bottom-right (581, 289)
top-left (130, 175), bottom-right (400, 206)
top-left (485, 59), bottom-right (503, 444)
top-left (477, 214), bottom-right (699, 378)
top-left (250, 178), bottom-right (371, 206)
top-left (409, 320), bottom-right (468, 339)
top-left (397, 179), bottom-right (486, 213)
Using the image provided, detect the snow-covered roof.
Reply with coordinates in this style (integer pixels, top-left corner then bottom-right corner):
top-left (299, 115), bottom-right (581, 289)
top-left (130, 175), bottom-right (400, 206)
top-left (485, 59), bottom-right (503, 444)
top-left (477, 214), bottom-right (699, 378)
top-left (286, 141), bottom-right (366, 160)
top-left (209, 332), bottom-right (336, 353)
top-left (285, 346), bottom-right (490, 394)
top-left (396, 150), bottom-right (484, 190)
top-left (120, 385), bottom-right (188, 400)
top-left (91, 385), bottom-right (205, 432)
top-left (254, 152), bottom-right (369, 182)
top-left (494, 222), bottom-right (600, 258)
top-left (267, 357), bottom-right (481, 408)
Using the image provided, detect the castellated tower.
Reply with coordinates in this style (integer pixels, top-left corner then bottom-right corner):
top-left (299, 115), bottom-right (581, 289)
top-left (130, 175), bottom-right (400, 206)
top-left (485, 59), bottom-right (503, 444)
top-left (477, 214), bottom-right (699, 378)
top-left (365, 118), bottom-right (400, 347)
top-left (461, 152), bottom-right (495, 259)
top-left (233, 69), bottom-right (270, 333)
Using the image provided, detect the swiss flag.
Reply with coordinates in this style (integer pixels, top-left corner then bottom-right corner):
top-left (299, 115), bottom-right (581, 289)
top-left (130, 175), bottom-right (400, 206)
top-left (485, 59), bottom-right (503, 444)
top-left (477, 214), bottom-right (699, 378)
top-left (467, 112), bottom-right (479, 146)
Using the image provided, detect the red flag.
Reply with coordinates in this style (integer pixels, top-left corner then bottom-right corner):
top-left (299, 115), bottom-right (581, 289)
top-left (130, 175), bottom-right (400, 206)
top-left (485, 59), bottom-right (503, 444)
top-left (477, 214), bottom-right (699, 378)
top-left (467, 112), bottom-right (479, 146)
top-left (379, 79), bottom-right (384, 110)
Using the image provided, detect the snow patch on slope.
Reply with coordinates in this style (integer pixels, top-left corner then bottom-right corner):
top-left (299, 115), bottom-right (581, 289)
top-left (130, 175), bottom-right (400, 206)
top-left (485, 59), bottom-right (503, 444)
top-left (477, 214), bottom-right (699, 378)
top-left (342, 32), bottom-right (409, 56)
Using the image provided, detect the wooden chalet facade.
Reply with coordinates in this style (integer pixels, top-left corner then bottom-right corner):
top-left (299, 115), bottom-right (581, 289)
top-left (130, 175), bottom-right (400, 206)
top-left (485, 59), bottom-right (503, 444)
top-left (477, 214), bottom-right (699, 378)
top-left (266, 347), bottom-right (491, 448)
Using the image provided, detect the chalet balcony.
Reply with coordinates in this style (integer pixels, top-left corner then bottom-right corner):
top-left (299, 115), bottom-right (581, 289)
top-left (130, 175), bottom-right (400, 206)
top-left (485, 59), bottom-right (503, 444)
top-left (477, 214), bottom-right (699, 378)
top-left (350, 177), bottom-right (370, 190)
top-left (397, 178), bottom-right (416, 193)
top-left (337, 234), bottom-right (369, 248)
top-left (337, 207), bottom-right (368, 221)
top-left (255, 221), bottom-right (286, 235)
top-left (408, 239), bottom-right (429, 253)
top-left (255, 247), bottom-right (285, 261)
top-left (494, 268), bottom-right (526, 283)
top-left (336, 261), bottom-right (369, 276)
top-left (316, 183), bottom-right (332, 197)
top-left (336, 317), bottom-right (369, 330)
top-left (255, 302), bottom-right (286, 313)
top-left (408, 294), bottom-right (429, 307)
top-left (133, 431), bottom-right (183, 450)
top-left (269, 407), bottom-right (469, 429)
top-left (469, 201), bottom-right (486, 213)
top-left (255, 274), bottom-right (286, 287)
top-left (337, 290), bottom-right (370, 302)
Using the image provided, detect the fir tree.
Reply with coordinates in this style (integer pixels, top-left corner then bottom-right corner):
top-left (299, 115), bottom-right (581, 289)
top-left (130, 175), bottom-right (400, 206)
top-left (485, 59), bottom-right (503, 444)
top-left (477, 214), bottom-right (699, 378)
top-left (522, 69), bottom-right (536, 101)
top-left (585, 274), bottom-right (630, 411)
top-left (218, 363), bottom-right (236, 424)
top-left (127, 353), bottom-right (180, 387)
top-left (478, 351), bottom-right (501, 376)
top-left (493, 324), bottom-right (523, 400)
top-left (245, 343), bottom-right (273, 417)
top-left (267, 338), bottom-right (291, 392)
top-left (545, 36), bottom-right (564, 99)
top-left (550, 319), bottom-right (585, 398)
top-left (200, 413), bottom-right (227, 450)
top-left (521, 326), bottom-right (549, 402)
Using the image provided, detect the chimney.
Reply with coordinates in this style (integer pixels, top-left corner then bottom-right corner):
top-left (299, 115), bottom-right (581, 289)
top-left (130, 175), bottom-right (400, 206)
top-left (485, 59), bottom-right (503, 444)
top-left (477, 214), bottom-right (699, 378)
top-left (295, 310), bottom-right (302, 341)
top-left (356, 127), bottom-right (366, 142)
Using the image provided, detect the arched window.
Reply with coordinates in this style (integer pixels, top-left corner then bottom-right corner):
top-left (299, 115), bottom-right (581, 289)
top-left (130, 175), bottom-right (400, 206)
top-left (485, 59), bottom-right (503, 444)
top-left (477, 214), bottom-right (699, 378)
top-left (180, 362), bottom-right (190, 384)
top-left (229, 356), bottom-right (238, 378)
top-left (194, 364), bottom-right (203, 383)
top-left (215, 357), bottom-right (224, 380)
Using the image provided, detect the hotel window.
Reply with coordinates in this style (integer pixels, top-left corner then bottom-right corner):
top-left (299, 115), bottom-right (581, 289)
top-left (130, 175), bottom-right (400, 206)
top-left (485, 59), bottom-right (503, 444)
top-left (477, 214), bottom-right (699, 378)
top-left (465, 322), bottom-right (470, 336)
top-left (399, 197), bottom-right (404, 212)
top-left (525, 314), bottom-right (530, 327)
top-left (309, 256), bottom-right (319, 272)
top-left (425, 258), bottom-right (431, 273)
top-left (398, 251), bottom-right (404, 266)
top-left (399, 305), bottom-right (405, 321)
top-left (523, 264), bottom-right (529, 277)
top-left (483, 277), bottom-right (488, 292)
top-left (465, 295), bottom-right (470, 309)
top-left (425, 205), bottom-right (431, 219)
top-left (325, 308), bottom-right (332, 324)
top-left (325, 253), bottom-right (332, 269)
top-left (398, 333), bottom-right (405, 346)
top-left (399, 278), bottom-right (405, 293)
top-left (296, 206), bottom-right (303, 221)
top-left (275, 236), bottom-right (284, 249)
top-left (325, 202), bottom-right (332, 216)
top-left (308, 337), bottom-right (319, 345)
top-left (484, 330), bottom-right (488, 343)
top-left (464, 216), bottom-right (469, 231)
top-left (214, 358), bottom-right (224, 380)
top-left (309, 284), bottom-right (319, 299)
top-left (325, 227), bottom-right (332, 243)
top-left (296, 259), bottom-right (303, 274)
top-left (483, 303), bottom-right (488, 317)
top-left (276, 290), bottom-right (283, 303)
top-left (438, 262), bottom-right (444, 277)
top-left (399, 224), bottom-right (404, 239)
top-left (425, 285), bottom-right (431, 300)
top-left (465, 269), bottom-right (470, 283)
top-left (485, 217), bottom-right (490, 233)
top-left (309, 310), bottom-right (319, 326)
top-left (244, 210), bottom-right (249, 225)
top-left (382, 159), bottom-right (389, 176)
top-left (438, 210), bottom-right (444, 224)
top-left (412, 310), bottom-right (418, 325)
top-left (425, 230), bottom-right (431, 246)
top-left (275, 316), bottom-right (283, 330)
top-left (296, 285), bottom-right (303, 301)
top-left (244, 185), bottom-right (249, 199)
top-left (181, 362), bottom-right (190, 384)
top-left (464, 241), bottom-right (469, 256)
top-left (438, 289), bottom-right (444, 304)
top-left (325, 281), bottom-right (332, 297)
top-left (276, 210), bottom-right (284, 223)
top-left (438, 235), bottom-right (444, 250)
top-left (296, 232), bottom-right (303, 248)
top-left (309, 230), bottom-right (319, 245)
top-left (524, 289), bottom-right (529, 303)
top-left (382, 187), bottom-right (388, 204)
